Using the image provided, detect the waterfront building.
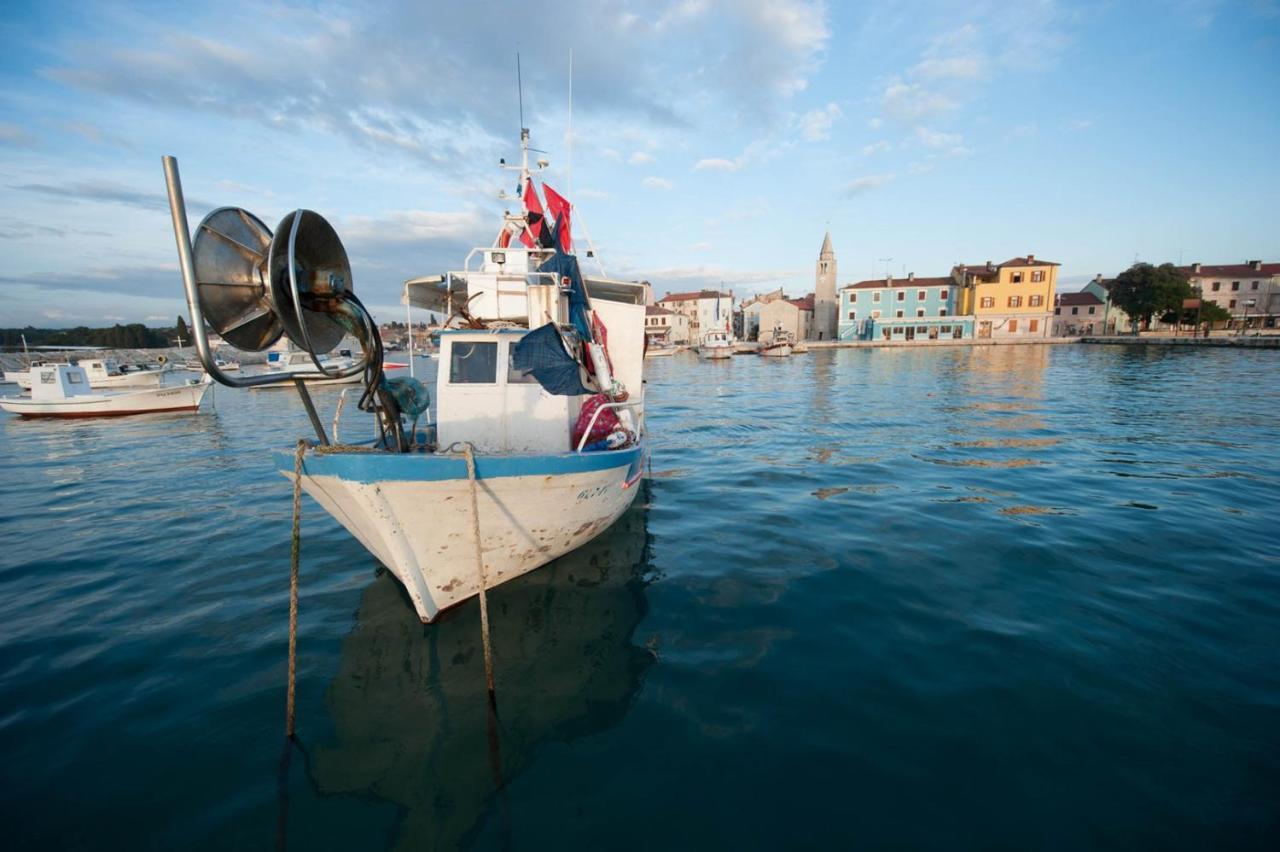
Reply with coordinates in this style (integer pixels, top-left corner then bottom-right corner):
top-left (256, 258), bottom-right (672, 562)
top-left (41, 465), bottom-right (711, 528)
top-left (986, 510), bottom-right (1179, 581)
top-left (839, 273), bottom-right (972, 341)
top-left (953, 255), bottom-right (1057, 339)
top-left (1178, 260), bottom-right (1279, 329)
top-left (740, 288), bottom-right (786, 341)
top-left (813, 232), bottom-right (838, 341)
top-left (1053, 291), bottom-right (1106, 336)
top-left (657, 289), bottom-right (734, 340)
top-left (644, 305), bottom-right (689, 345)
top-left (758, 294), bottom-right (813, 342)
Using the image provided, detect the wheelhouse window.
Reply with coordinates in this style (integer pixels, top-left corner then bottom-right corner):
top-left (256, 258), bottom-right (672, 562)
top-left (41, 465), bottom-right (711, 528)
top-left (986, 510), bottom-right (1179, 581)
top-left (449, 341), bottom-right (498, 383)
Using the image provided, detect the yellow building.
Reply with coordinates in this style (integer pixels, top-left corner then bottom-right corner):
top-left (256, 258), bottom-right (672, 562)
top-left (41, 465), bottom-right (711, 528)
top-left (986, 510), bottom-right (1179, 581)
top-left (953, 255), bottom-right (1058, 339)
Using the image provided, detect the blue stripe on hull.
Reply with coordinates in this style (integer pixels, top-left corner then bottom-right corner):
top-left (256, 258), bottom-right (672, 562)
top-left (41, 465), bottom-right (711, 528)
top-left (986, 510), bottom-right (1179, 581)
top-left (274, 444), bottom-right (644, 484)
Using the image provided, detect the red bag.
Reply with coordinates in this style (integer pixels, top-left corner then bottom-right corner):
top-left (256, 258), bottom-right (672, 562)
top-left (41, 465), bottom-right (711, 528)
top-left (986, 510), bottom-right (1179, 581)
top-left (572, 394), bottom-right (620, 448)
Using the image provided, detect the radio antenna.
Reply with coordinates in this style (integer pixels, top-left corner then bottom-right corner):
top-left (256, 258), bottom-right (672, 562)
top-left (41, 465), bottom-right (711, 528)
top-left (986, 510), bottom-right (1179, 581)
top-left (517, 52), bottom-right (525, 131)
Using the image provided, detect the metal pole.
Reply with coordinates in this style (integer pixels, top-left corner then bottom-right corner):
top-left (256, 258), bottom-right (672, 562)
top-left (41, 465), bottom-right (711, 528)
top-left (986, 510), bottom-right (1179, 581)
top-left (293, 378), bottom-right (330, 445)
top-left (406, 297), bottom-right (415, 379)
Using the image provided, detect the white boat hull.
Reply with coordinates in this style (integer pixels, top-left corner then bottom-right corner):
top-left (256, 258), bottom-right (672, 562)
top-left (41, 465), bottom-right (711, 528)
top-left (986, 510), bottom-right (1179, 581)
top-left (281, 446), bottom-right (646, 622)
top-left (759, 343), bottom-right (793, 357)
top-left (0, 381), bottom-right (210, 418)
top-left (698, 346), bottom-right (733, 360)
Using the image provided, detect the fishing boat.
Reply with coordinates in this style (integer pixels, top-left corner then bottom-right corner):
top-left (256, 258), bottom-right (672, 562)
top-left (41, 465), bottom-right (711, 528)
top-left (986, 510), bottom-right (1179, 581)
top-left (696, 328), bottom-right (734, 360)
top-left (0, 363), bottom-right (210, 418)
top-left (644, 344), bottom-right (676, 358)
top-left (758, 323), bottom-right (794, 358)
top-left (9, 357), bottom-right (173, 391)
top-left (162, 124), bottom-right (649, 624)
top-left (259, 349), bottom-right (364, 385)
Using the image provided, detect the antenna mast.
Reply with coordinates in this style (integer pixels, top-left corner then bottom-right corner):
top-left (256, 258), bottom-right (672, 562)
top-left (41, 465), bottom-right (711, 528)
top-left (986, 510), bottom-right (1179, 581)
top-left (567, 49), bottom-right (573, 202)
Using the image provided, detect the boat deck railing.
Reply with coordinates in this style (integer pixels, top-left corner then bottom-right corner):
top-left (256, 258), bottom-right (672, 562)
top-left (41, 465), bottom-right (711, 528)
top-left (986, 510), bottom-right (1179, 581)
top-left (575, 401), bottom-right (645, 452)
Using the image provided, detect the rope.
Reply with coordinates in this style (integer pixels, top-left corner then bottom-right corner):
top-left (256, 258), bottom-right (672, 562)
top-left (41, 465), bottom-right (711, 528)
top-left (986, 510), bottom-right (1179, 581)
top-left (286, 439), bottom-right (305, 738)
top-left (461, 443), bottom-right (497, 706)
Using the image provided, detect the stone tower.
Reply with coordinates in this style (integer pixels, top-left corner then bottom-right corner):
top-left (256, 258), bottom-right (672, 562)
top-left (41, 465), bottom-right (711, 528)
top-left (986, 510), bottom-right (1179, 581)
top-left (814, 231), bottom-right (837, 340)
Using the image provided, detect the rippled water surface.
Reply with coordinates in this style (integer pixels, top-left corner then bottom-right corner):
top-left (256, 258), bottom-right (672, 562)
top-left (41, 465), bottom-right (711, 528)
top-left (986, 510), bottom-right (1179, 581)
top-left (2, 345), bottom-right (1278, 850)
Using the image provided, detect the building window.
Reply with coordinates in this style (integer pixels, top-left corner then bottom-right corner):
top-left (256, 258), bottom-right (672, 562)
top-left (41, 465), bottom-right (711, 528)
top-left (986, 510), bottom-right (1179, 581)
top-left (850, 292), bottom-right (858, 302)
top-left (1012, 272), bottom-right (1023, 283)
top-left (1008, 319), bottom-right (1019, 332)
top-left (1055, 307), bottom-right (1061, 315)
top-left (1232, 281), bottom-right (1240, 291)
top-left (1071, 307), bottom-right (1079, 315)
top-left (1251, 281), bottom-right (1259, 290)
top-left (980, 296), bottom-right (994, 308)
top-left (940, 326), bottom-right (951, 334)
top-left (871, 310), bottom-right (881, 319)
top-left (1088, 306), bottom-right (1096, 315)
top-left (1029, 294), bottom-right (1043, 307)
top-left (1211, 282), bottom-right (1221, 291)
top-left (917, 290), bottom-right (926, 300)
top-left (1031, 270), bottom-right (1045, 282)
top-left (873, 292), bottom-right (881, 303)
top-left (1008, 296), bottom-right (1022, 308)
top-left (1029, 319), bottom-right (1039, 332)
top-left (847, 311), bottom-right (856, 320)
top-left (895, 309), bottom-right (904, 318)
top-left (939, 289), bottom-right (948, 299)
top-left (1229, 299), bottom-right (1236, 308)
top-left (897, 291), bottom-right (905, 302)
top-left (916, 326), bottom-right (927, 334)
top-left (939, 308), bottom-right (948, 317)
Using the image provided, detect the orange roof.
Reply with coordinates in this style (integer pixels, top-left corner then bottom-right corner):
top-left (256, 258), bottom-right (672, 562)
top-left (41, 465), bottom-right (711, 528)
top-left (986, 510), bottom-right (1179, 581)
top-left (659, 289), bottom-right (729, 302)
top-left (1179, 262), bottom-right (1279, 277)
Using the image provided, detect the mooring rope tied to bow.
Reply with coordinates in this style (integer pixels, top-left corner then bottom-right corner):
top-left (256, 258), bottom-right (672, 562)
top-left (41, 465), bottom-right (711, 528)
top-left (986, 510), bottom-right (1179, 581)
top-left (286, 439), bottom-right (305, 738)
top-left (457, 442), bottom-right (498, 705)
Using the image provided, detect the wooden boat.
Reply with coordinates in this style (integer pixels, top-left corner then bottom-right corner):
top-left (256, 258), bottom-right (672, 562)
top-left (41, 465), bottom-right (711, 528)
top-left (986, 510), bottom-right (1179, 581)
top-left (758, 324), bottom-right (794, 357)
top-left (644, 344), bottom-right (676, 358)
top-left (0, 363), bottom-right (210, 418)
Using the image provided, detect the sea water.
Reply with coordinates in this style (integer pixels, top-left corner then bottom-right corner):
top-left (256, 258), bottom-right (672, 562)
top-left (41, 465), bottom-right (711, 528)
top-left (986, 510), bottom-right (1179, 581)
top-left (1, 345), bottom-right (1277, 850)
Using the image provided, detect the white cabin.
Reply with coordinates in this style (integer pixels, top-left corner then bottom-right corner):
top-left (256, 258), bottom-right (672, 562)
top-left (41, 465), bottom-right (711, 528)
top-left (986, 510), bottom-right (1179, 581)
top-left (30, 364), bottom-right (93, 401)
top-left (406, 246), bottom-right (648, 456)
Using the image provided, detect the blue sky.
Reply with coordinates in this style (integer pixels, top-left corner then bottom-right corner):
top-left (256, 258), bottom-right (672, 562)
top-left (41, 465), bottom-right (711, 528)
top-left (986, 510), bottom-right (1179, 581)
top-left (1, 0), bottom-right (1277, 327)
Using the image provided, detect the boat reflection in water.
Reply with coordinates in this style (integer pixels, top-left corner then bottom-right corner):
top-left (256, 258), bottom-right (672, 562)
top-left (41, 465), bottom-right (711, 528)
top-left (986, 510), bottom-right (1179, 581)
top-left (310, 489), bottom-right (656, 849)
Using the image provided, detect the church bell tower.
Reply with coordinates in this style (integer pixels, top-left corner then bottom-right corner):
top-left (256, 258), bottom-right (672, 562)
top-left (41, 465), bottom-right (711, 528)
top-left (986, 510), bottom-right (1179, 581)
top-left (814, 231), bottom-right (837, 340)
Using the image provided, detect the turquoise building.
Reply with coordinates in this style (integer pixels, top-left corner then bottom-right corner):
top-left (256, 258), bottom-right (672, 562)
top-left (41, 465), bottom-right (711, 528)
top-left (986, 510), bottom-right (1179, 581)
top-left (837, 274), bottom-right (973, 341)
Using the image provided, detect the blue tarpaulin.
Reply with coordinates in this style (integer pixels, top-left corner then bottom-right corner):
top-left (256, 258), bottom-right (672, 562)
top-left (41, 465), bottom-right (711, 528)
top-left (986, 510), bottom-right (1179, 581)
top-left (512, 322), bottom-right (592, 396)
top-left (537, 240), bottom-right (593, 343)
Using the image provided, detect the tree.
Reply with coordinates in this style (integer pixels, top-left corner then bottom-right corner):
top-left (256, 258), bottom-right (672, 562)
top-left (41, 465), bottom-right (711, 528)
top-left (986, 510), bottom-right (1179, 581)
top-left (1108, 263), bottom-right (1191, 331)
top-left (1161, 299), bottom-right (1229, 328)
top-left (175, 315), bottom-right (190, 343)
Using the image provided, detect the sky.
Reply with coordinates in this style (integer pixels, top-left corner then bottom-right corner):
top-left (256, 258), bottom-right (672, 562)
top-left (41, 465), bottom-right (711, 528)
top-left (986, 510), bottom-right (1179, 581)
top-left (1, 0), bottom-right (1278, 327)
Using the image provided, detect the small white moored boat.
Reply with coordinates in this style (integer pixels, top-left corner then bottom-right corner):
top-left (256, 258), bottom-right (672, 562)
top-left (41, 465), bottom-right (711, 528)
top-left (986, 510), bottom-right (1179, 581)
top-left (1, 363), bottom-right (210, 418)
top-left (696, 328), bottom-right (734, 360)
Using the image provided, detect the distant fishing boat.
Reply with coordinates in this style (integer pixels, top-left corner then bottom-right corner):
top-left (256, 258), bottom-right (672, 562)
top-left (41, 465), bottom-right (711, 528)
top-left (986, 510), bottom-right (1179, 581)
top-left (0, 363), bottom-right (210, 418)
top-left (162, 121), bottom-right (650, 623)
top-left (8, 357), bottom-right (173, 391)
top-left (258, 350), bottom-right (364, 386)
top-left (644, 344), bottom-right (676, 358)
top-left (758, 324), bottom-right (794, 358)
top-left (696, 329), bottom-right (734, 360)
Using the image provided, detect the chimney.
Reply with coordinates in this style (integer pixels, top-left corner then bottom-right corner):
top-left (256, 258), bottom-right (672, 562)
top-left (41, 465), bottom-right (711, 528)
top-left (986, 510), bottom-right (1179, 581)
top-left (1250, 259), bottom-right (1263, 271)
top-left (1027, 254), bottom-right (1035, 263)
top-left (1191, 262), bottom-right (1201, 273)
top-left (908, 272), bottom-right (915, 281)
top-left (1094, 274), bottom-right (1102, 282)
top-left (985, 260), bottom-right (994, 271)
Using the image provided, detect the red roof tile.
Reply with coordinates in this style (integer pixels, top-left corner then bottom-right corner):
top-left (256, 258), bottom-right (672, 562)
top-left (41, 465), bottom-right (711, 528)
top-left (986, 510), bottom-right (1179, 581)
top-left (788, 295), bottom-right (815, 311)
top-left (1179, 262), bottom-right (1280, 278)
top-left (1000, 256), bottom-right (1061, 267)
top-left (646, 305), bottom-right (675, 316)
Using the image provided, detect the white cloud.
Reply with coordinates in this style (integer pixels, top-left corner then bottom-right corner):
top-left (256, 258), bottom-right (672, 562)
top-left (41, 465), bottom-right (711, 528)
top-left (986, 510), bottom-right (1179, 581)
top-left (694, 157), bottom-right (744, 172)
top-left (861, 140), bottom-right (891, 156)
top-left (799, 102), bottom-right (842, 140)
top-left (881, 80), bottom-right (957, 120)
top-left (911, 55), bottom-right (986, 81)
top-left (1067, 118), bottom-right (1095, 131)
top-left (844, 173), bottom-right (895, 196)
top-left (868, 117), bottom-right (883, 129)
top-left (0, 122), bottom-right (40, 149)
top-left (915, 126), bottom-right (963, 149)
top-left (628, 151), bottom-right (654, 165)
top-left (643, 176), bottom-right (675, 190)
